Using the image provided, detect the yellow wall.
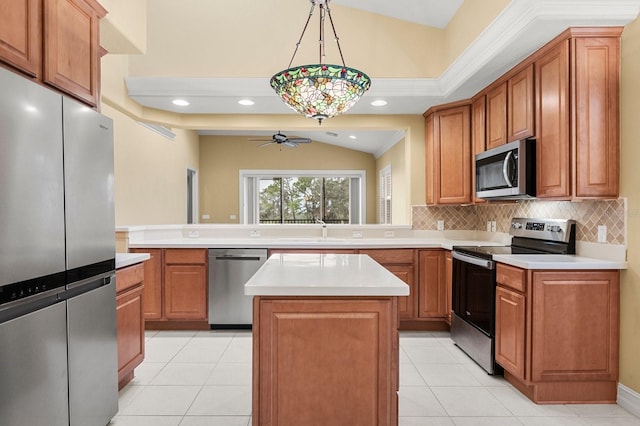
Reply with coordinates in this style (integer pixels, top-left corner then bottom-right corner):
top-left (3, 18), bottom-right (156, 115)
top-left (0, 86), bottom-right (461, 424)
top-left (619, 15), bottom-right (640, 394)
top-left (101, 104), bottom-right (200, 225)
top-left (100, 0), bottom-right (147, 54)
top-left (198, 136), bottom-right (377, 223)
top-left (376, 138), bottom-right (408, 224)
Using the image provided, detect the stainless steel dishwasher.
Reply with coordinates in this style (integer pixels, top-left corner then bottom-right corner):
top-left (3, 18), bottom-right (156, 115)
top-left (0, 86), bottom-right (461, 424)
top-left (208, 248), bottom-right (268, 328)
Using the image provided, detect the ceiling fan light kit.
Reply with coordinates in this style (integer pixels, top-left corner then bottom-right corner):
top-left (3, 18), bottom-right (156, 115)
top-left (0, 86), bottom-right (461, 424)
top-left (270, 0), bottom-right (371, 124)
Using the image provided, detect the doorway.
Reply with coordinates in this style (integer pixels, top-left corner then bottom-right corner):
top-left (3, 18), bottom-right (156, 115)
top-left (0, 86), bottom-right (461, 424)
top-left (187, 168), bottom-right (198, 224)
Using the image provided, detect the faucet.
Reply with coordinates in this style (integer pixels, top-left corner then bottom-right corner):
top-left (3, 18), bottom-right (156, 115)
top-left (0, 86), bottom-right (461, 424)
top-left (316, 219), bottom-right (328, 239)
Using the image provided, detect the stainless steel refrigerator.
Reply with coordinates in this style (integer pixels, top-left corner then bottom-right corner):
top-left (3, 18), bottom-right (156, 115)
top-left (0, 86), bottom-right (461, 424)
top-left (0, 67), bottom-right (118, 426)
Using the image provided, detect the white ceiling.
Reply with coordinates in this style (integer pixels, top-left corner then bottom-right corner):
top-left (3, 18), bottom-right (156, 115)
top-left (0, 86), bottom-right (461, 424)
top-left (125, 0), bottom-right (640, 156)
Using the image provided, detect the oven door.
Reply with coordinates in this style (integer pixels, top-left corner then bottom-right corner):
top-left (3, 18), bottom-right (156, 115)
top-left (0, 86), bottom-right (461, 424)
top-left (451, 251), bottom-right (496, 337)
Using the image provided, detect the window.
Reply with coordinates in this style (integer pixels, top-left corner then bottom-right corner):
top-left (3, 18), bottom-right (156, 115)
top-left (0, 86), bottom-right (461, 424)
top-left (379, 165), bottom-right (392, 224)
top-left (240, 170), bottom-right (365, 224)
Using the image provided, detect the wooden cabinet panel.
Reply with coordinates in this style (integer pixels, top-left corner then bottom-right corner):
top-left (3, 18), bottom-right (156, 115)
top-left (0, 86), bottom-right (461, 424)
top-left (531, 271), bottom-right (619, 382)
top-left (268, 249), bottom-right (357, 255)
top-left (508, 64), bottom-right (535, 141)
top-left (130, 248), bottom-right (163, 320)
top-left (0, 0), bottom-right (42, 76)
top-left (496, 263), bottom-right (527, 293)
top-left (471, 94), bottom-right (486, 204)
top-left (254, 297), bottom-right (398, 425)
top-left (486, 83), bottom-right (507, 149)
top-left (444, 251), bottom-right (452, 324)
top-left (43, 0), bottom-right (105, 106)
top-left (164, 248), bottom-right (207, 264)
top-left (359, 248), bottom-right (414, 264)
top-left (115, 262), bottom-right (144, 293)
top-left (574, 36), bottom-right (620, 198)
top-left (386, 264), bottom-right (416, 321)
top-left (495, 286), bottom-right (526, 380)
top-left (425, 113), bottom-right (435, 205)
top-left (164, 265), bottom-right (207, 320)
top-left (535, 40), bottom-right (571, 198)
top-left (116, 283), bottom-right (144, 388)
top-left (418, 250), bottom-right (446, 318)
top-left (435, 105), bottom-right (472, 204)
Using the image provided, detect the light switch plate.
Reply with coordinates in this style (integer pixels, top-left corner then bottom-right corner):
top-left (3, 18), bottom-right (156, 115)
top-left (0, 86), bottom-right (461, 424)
top-left (188, 231), bottom-right (199, 238)
top-left (437, 220), bottom-right (445, 231)
top-left (384, 231), bottom-right (394, 238)
top-left (491, 221), bottom-right (497, 232)
top-left (597, 225), bottom-right (607, 243)
top-left (250, 230), bottom-right (260, 238)
top-left (202, 214), bottom-right (210, 220)
top-left (352, 231), bottom-right (363, 238)
top-left (487, 221), bottom-right (492, 232)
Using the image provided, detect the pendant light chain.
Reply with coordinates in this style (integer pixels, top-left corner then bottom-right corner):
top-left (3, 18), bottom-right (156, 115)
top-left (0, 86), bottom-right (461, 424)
top-left (325, 3), bottom-right (346, 67)
top-left (287, 3), bottom-right (316, 69)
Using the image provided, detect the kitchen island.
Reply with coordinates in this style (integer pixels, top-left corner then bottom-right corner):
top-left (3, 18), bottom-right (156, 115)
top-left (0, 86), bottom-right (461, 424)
top-left (245, 253), bottom-right (409, 426)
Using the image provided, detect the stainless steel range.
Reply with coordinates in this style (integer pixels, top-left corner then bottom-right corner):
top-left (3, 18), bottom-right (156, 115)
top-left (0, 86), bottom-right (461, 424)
top-left (450, 218), bottom-right (576, 374)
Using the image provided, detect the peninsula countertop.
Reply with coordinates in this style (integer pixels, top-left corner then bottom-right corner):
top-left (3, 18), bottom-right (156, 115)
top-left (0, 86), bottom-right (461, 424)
top-left (244, 253), bottom-right (411, 297)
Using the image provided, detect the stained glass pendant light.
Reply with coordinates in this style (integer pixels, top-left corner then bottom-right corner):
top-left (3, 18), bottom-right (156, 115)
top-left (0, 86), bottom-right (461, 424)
top-left (270, 0), bottom-right (371, 124)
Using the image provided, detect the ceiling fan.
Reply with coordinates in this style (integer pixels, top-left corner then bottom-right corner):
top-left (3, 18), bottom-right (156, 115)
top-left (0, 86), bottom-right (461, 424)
top-left (250, 132), bottom-right (312, 148)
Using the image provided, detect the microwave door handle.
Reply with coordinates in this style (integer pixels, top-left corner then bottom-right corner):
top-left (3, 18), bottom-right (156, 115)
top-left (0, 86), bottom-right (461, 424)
top-left (503, 151), bottom-right (514, 187)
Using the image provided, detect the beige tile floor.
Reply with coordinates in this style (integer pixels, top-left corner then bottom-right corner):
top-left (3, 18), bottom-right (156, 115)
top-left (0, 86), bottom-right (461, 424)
top-left (111, 330), bottom-right (640, 426)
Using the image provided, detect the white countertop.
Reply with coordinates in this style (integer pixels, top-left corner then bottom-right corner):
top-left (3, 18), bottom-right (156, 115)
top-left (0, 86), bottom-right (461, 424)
top-left (244, 253), bottom-right (410, 297)
top-left (493, 254), bottom-right (627, 270)
top-left (116, 252), bottom-right (150, 269)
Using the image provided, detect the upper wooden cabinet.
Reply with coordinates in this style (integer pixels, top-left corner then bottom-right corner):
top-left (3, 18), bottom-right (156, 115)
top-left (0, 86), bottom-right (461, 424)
top-left (484, 64), bottom-right (535, 151)
top-left (535, 28), bottom-right (621, 199)
top-left (424, 102), bottom-right (472, 205)
top-left (0, 0), bottom-right (106, 106)
top-left (471, 94), bottom-right (486, 204)
top-left (0, 0), bottom-right (42, 77)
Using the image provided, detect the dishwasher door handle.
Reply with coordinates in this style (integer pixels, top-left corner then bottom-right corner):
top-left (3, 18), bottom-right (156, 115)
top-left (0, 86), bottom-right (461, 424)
top-left (215, 256), bottom-right (264, 261)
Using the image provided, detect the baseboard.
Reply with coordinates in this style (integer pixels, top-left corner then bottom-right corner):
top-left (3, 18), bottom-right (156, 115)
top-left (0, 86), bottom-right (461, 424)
top-left (618, 383), bottom-right (640, 418)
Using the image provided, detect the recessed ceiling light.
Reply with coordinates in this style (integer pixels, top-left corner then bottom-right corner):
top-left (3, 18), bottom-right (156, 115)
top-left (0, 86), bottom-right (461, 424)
top-left (371, 100), bottom-right (387, 107)
top-left (172, 99), bottom-right (190, 106)
top-left (349, 135), bottom-right (357, 139)
top-left (238, 99), bottom-right (255, 106)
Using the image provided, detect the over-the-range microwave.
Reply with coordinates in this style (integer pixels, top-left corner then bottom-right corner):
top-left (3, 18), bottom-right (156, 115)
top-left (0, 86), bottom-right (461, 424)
top-left (476, 138), bottom-right (536, 200)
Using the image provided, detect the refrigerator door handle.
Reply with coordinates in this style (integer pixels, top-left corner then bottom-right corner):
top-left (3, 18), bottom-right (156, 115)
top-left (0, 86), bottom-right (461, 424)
top-left (65, 271), bottom-right (115, 293)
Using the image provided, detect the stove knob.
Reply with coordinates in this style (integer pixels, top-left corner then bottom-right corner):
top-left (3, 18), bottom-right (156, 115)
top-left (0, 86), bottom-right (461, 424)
top-left (511, 222), bottom-right (523, 229)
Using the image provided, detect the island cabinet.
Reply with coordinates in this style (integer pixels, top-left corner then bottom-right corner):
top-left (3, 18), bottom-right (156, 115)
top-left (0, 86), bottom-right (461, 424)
top-left (484, 64), bottom-right (535, 151)
top-left (424, 101), bottom-right (472, 205)
top-left (495, 263), bottom-right (620, 403)
top-left (115, 262), bottom-right (145, 389)
top-left (535, 28), bottom-right (621, 199)
top-left (129, 248), bottom-right (208, 329)
top-left (0, 0), bottom-right (107, 106)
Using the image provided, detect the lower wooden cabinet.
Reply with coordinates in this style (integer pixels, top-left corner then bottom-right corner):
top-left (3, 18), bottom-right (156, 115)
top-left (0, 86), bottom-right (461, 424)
top-left (495, 263), bottom-right (620, 403)
top-left (252, 296), bottom-right (399, 425)
top-left (129, 248), bottom-right (208, 329)
top-left (115, 262), bottom-right (145, 389)
top-left (418, 250), bottom-right (446, 319)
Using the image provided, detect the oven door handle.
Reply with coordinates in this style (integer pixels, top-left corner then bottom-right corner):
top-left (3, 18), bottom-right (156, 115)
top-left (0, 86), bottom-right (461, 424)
top-left (452, 251), bottom-right (495, 270)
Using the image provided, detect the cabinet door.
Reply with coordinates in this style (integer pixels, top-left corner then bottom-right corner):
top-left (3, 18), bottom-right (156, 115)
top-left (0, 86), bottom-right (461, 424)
top-left (435, 105), bottom-right (472, 204)
top-left (130, 248), bottom-right (163, 320)
top-left (508, 65), bottom-right (535, 141)
top-left (535, 40), bottom-right (571, 198)
top-left (164, 265), bottom-right (207, 320)
top-left (531, 271), bottom-right (619, 382)
top-left (495, 286), bottom-right (526, 380)
top-left (0, 0), bottom-right (41, 77)
top-left (444, 251), bottom-right (452, 324)
top-left (386, 264), bottom-right (416, 321)
top-left (486, 83), bottom-right (507, 149)
top-left (574, 36), bottom-right (620, 198)
top-left (418, 250), bottom-right (446, 318)
top-left (116, 284), bottom-right (145, 386)
top-left (471, 95), bottom-right (486, 204)
top-left (43, 0), bottom-right (106, 106)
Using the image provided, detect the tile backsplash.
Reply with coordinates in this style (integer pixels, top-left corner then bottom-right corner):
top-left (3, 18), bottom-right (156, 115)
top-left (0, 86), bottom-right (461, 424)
top-left (412, 199), bottom-right (626, 245)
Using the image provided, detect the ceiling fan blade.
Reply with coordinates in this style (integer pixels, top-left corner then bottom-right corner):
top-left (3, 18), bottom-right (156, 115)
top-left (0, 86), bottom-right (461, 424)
top-left (258, 141), bottom-right (274, 147)
top-left (283, 141), bottom-right (298, 148)
top-left (286, 138), bottom-right (312, 144)
top-left (248, 138), bottom-right (274, 141)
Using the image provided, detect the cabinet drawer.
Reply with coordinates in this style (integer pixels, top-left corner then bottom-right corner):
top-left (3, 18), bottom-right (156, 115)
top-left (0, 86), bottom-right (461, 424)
top-left (496, 263), bottom-right (526, 292)
top-left (164, 248), bottom-right (207, 265)
top-left (116, 263), bottom-right (144, 293)
top-left (359, 249), bottom-right (415, 264)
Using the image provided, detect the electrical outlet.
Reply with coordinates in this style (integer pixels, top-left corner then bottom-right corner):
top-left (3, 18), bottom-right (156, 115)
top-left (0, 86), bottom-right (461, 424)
top-left (250, 230), bottom-right (260, 238)
top-left (201, 214), bottom-right (210, 220)
top-left (437, 220), bottom-right (445, 231)
top-left (597, 225), bottom-right (607, 243)
top-left (384, 230), bottom-right (395, 238)
top-left (491, 221), bottom-right (497, 233)
top-left (352, 231), bottom-right (363, 238)
top-left (229, 214), bottom-right (237, 220)
top-left (487, 221), bottom-right (492, 232)
top-left (187, 230), bottom-right (199, 238)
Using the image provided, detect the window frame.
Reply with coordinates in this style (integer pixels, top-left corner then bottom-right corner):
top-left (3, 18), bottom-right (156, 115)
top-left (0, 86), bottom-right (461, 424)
top-left (239, 169), bottom-right (366, 225)
top-left (379, 165), bottom-right (392, 224)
